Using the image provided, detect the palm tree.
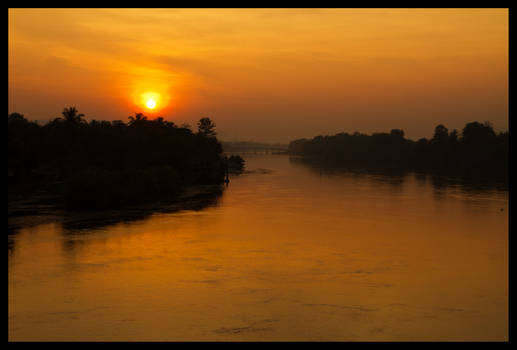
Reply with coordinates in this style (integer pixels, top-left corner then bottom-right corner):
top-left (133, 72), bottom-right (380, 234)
top-left (128, 112), bottom-right (148, 127)
top-left (61, 107), bottom-right (85, 124)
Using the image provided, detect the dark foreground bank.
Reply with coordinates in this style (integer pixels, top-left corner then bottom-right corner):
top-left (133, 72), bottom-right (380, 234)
top-left (8, 109), bottom-right (244, 210)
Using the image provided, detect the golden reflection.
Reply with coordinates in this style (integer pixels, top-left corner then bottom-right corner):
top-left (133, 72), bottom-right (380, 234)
top-left (8, 155), bottom-right (508, 341)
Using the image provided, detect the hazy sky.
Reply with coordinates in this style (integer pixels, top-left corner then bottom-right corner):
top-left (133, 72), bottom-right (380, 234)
top-left (8, 8), bottom-right (508, 143)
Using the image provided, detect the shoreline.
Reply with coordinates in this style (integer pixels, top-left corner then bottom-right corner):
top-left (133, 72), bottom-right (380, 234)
top-left (8, 184), bottom-right (225, 234)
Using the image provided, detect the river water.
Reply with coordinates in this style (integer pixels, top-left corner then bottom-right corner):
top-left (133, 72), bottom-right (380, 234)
top-left (8, 154), bottom-right (508, 341)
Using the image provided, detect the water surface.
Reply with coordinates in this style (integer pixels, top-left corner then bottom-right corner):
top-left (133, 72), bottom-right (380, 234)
top-left (8, 154), bottom-right (508, 341)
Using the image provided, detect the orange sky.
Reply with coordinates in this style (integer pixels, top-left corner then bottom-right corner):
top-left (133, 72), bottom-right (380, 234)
top-left (8, 8), bottom-right (508, 142)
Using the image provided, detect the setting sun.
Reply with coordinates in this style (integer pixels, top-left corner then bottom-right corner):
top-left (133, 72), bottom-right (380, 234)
top-left (140, 91), bottom-right (161, 111)
top-left (146, 98), bottom-right (156, 109)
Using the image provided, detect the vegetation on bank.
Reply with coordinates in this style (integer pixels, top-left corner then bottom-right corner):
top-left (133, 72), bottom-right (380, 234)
top-left (289, 122), bottom-right (508, 181)
top-left (225, 155), bottom-right (245, 174)
top-left (8, 108), bottom-right (243, 210)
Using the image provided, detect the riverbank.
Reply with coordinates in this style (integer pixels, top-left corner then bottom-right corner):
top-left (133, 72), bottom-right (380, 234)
top-left (8, 184), bottom-right (225, 234)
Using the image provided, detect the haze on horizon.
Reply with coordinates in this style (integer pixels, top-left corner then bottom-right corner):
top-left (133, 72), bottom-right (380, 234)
top-left (8, 8), bottom-right (508, 143)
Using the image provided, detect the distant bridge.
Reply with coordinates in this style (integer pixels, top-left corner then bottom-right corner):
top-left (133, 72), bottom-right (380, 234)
top-left (221, 142), bottom-right (288, 154)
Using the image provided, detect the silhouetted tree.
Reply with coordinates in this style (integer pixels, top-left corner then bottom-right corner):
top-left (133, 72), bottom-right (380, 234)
top-left (226, 155), bottom-right (245, 174)
top-left (61, 106), bottom-right (85, 125)
top-left (462, 121), bottom-right (496, 144)
top-left (197, 117), bottom-right (217, 137)
top-left (432, 124), bottom-right (449, 143)
top-left (128, 112), bottom-right (148, 127)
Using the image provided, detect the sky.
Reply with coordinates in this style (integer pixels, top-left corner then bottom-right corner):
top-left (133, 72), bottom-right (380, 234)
top-left (8, 8), bottom-right (508, 143)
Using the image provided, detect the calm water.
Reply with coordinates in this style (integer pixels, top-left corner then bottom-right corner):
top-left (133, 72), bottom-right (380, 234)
top-left (8, 154), bottom-right (508, 341)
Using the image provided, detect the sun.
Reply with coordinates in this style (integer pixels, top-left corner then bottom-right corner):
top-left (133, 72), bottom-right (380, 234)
top-left (146, 98), bottom-right (157, 109)
top-left (140, 91), bottom-right (161, 111)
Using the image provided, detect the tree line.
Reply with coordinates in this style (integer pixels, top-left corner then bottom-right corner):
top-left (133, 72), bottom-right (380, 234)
top-left (288, 122), bottom-right (508, 181)
top-left (8, 107), bottom-right (236, 209)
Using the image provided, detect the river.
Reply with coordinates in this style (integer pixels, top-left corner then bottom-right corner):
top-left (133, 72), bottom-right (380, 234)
top-left (8, 154), bottom-right (508, 341)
